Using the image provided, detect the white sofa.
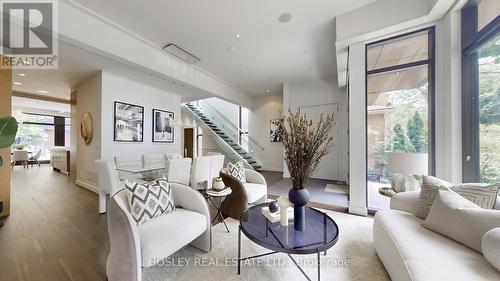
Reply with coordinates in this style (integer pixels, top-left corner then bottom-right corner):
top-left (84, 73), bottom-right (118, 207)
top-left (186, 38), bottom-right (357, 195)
top-left (106, 183), bottom-right (211, 281)
top-left (374, 191), bottom-right (500, 281)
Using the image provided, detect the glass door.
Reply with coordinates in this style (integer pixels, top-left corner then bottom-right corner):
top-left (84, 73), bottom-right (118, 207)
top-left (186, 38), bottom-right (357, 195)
top-left (366, 29), bottom-right (434, 210)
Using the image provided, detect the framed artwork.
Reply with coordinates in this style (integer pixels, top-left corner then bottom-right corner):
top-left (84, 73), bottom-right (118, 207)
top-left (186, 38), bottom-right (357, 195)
top-left (114, 101), bottom-right (144, 142)
top-left (152, 109), bottom-right (174, 143)
top-left (270, 118), bottom-right (283, 143)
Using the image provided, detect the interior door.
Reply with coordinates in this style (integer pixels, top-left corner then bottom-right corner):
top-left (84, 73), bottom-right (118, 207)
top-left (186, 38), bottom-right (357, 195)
top-left (300, 103), bottom-right (339, 181)
top-left (184, 128), bottom-right (194, 158)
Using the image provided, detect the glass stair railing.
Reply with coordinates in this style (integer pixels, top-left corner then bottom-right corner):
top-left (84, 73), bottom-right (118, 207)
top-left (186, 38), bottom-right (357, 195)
top-left (182, 102), bottom-right (264, 171)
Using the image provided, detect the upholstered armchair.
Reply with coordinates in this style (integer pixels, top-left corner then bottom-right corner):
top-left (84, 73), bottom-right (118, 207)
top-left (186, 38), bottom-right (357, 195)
top-left (106, 182), bottom-right (211, 281)
top-left (220, 168), bottom-right (267, 220)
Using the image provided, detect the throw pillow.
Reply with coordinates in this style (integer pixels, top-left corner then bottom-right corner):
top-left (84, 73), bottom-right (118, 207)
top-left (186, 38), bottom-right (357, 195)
top-left (482, 228), bottom-right (500, 272)
top-left (415, 176), bottom-right (500, 219)
top-left (423, 188), bottom-right (500, 253)
top-left (125, 178), bottom-right (175, 226)
top-left (415, 176), bottom-right (453, 219)
top-left (228, 162), bottom-right (246, 183)
top-left (451, 183), bottom-right (500, 209)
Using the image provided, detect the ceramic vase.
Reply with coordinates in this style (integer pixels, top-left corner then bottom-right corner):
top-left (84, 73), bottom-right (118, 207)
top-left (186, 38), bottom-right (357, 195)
top-left (288, 188), bottom-right (310, 231)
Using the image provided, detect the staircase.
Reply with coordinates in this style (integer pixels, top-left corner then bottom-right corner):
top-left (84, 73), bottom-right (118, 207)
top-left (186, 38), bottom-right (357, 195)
top-left (183, 103), bottom-right (263, 172)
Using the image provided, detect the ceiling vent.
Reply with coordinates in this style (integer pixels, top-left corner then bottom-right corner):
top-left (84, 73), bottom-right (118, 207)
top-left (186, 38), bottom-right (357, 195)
top-left (163, 44), bottom-right (200, 64)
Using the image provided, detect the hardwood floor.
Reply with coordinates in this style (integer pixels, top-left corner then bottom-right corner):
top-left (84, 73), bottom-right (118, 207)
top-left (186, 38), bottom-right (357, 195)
top-left (0, 165), bottom-right (108, 281)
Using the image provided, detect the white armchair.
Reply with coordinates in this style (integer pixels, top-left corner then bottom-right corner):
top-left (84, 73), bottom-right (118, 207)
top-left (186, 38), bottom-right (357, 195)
top-left (95, 160), bottom-right (123, 214)
top-left (106, 183), bottom-right (211, 281)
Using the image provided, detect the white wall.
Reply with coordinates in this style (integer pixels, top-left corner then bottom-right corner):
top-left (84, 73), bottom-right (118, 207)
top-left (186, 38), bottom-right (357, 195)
top-left (249, 93), bottom-right (284, 172)
top-left (202, 97), bottom-right (240, 128)
top-left (74, 72), bottom-right (102, 192)
top-left (100, 72), bottom-right (182, 161)
top-left (282, 78), bottom-right (349, 183)
top-left (74, 71), bottom-right (182, 192)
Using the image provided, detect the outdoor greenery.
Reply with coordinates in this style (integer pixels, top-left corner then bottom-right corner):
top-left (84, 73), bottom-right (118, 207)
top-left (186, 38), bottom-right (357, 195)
top-left (478, 36), bottom-right (500, 183)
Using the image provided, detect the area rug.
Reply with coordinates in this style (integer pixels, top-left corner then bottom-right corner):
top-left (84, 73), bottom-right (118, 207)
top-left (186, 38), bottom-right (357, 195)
top-left (143, 210), bottom-right (389, 281)
top-left (325, 184), bottom-right (349, 195)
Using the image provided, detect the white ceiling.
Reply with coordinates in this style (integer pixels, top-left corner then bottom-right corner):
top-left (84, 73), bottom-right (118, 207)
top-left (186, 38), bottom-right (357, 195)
top-left (11, 40), bottom-right (212, 101)
top-left (71, 0), bottom-right (372, 95)
top-left (12, 96), bottom-right (71, 117)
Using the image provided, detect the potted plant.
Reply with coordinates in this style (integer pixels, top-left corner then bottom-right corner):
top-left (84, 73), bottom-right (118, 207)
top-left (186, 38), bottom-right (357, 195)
top-left (0, 116), bottom-right (18, 227)
top-left (281, 110), bottom-right (335, 231)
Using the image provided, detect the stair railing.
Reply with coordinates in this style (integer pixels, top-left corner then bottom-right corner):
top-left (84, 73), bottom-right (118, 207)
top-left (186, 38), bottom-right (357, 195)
top-left (182, 104), bottom-right (257, 169)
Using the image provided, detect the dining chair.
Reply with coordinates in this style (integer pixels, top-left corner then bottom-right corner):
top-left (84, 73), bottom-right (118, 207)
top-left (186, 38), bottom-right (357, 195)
top-left (11, 150), bottom-right (29, 169)
top-left (165, 158), bottom-right (192, 186)
top-left (209, 154), bottom-right (225, 189)
top-left (190, 156), bottom-right (212, 190)
top-left (29, 150), bottom-right (42, 167)
top-left (95, 160), bottom-right (123, 214)
top-left (142, 153), bottom-right (166, 179)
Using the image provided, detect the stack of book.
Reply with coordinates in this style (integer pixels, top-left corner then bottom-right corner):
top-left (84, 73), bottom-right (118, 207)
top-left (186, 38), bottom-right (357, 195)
top-left (205, 187), bottom-right (231, 197)
top-left (261, 207), bottom-right (294, 223)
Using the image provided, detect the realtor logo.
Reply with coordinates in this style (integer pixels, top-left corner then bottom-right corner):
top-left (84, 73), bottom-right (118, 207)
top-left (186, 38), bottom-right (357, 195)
top-left (1, 1), bottom-right (58, 69)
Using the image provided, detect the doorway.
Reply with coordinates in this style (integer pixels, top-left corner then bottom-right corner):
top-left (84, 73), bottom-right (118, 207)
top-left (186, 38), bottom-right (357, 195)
top-left (184, 128), bottom-right (194, 158)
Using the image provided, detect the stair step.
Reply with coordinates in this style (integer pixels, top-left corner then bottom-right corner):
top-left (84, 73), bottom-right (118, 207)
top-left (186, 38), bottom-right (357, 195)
top-left (248, 161), bottom-right (257, 164)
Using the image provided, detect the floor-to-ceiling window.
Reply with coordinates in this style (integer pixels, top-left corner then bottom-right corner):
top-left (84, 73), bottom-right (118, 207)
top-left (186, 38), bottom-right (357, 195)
top-left (462, 0), bottom-right (499, 183)
top-left (366, 28), bottom-right (435, 210)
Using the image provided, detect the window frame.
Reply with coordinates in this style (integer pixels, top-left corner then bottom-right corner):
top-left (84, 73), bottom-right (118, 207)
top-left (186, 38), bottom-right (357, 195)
top-left (461, 0), bottom-right (500, 182)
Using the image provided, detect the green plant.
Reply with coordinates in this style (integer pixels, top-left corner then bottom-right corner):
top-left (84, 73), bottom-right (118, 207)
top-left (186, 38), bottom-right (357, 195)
top-left (0, 116), bottom-right (18, 167)
top-left (280, 109), bottom-right (336, 189)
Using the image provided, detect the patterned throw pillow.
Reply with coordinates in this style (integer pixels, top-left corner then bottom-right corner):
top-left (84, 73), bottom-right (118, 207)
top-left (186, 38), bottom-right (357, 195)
top-left (415, 176), bottom-right (453, 219)
top-left (228, 162), bottom-right (246, 183)
top-left (125, 178), bottom-right (175, 226)
top-left (416, 176), bottom-right (500, 219)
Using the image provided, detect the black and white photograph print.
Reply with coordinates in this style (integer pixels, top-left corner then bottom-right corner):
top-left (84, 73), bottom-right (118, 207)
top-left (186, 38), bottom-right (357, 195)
top-left (114, 101), bottom-right (144, 142)
top-left (270, 118), bottom-right (283, 143)
top-left (153, 109), bottom-right (174, 143)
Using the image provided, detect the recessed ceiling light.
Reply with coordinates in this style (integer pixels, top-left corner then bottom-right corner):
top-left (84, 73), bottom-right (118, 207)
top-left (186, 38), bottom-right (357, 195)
top-left (228, 45), bottom-right (237, 51)
top-left (266, 89), bottom-right (271, 93)
top-left (13, 82), bottom-right (22, 85)
top-left (18, 73), bottom-right (26, 77)
top-left (278, 13), bottom-right (292, 23)
top-left (235, 33), bottom-right (241, 38)
top-left (37, 89), bottom-right (49, 94)
top-left (150, 74), bottom-right (155, 78)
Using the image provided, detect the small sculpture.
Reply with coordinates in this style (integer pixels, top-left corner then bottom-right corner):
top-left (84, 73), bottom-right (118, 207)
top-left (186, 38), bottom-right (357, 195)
top-left (277, 197), bottom-right (291, 227)
top-left (269, 200), bottom-right (279, 213)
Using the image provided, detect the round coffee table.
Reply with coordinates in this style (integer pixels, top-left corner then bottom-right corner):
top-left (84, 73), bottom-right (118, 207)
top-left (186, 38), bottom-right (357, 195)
top-left (238, 203), bottom-right (339, 281)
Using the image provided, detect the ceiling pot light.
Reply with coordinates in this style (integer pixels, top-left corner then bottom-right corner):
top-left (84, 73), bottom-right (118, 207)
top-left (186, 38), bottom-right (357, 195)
top-left (228, 45), bottom-right (237, 51)
top-left (266, 89), bottom-right (271, 93)
top-left (13, 82), bottom-right (22, 85)
top-left (278, 13), bottom-right (292, 23)
top-left (235, 33), bottom-right (241, 38)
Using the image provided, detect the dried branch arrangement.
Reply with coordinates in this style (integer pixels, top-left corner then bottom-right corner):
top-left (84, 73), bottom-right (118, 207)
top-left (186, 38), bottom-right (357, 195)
top-left (280, 109), bottom-right (336, 189)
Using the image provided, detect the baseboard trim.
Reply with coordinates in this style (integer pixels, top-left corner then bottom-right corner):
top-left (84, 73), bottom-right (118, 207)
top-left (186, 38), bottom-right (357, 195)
top-left (75, 180), bottom-right (99, 194)
top-left (348, 204), bottom-right (368, 216)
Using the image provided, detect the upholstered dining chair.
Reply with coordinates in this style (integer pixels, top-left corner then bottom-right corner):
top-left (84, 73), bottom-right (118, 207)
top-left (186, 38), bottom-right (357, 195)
top-left (220, 168), bottom-right (267, 220)
top-left (165, 158), bottom-right (192, 186)
top-left (106, 183), bottom-right (211, 281)
top-left (142, 153), bottom-right (166, 179)
top-left (190, 156), bottom-right (212, 190)
top-left (11, 150), bottom-right (29, 169)
top-left (208, 154), bottom-right (225, 189)
top-left (95, 160), bottom-right (123, 214)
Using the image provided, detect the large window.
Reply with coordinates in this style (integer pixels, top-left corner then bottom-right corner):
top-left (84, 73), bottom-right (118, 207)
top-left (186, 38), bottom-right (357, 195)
top-left (366, 28), bottom-right (434, 210)
top-left (462, 1), bottom-right (499, 183)
top-left (13, 113), bottom-right (70, 161)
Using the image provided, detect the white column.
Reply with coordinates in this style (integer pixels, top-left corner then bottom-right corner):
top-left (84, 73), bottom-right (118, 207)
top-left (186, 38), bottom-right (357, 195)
top-left (348, 43), bottom-right (368, 216)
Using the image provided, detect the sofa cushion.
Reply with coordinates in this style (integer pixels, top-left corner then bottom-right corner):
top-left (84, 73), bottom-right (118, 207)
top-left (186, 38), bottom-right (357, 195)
top-left (423, 189), bottom-right (500, 253)
top-left (374, 209), bottom-right (500, 281)
top-left (243, 183), bottom-right (267, 203)
top-left (482, 228), bottom-right (500, 272)
top-left (125, 179), bottom-right (175, 226)
top-left (416, 176), bottom-right (500, 219)
top-left (139, 208), bottom-right (206, 267)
